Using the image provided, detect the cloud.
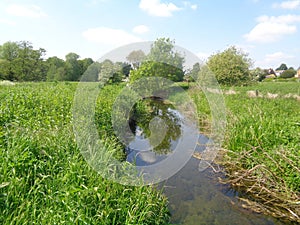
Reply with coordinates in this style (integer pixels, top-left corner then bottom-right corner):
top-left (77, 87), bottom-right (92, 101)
top-left (132, 25), bottom-right (150, 34)
top-left (273, 0), bottom-right (300, 10)
top-left (244, 15), bottom-right (300, 43)
top-left (6, 4), bottom-right (47, 18)
top-left (183, 1), bottom-right (198, 10)
top-left (257, 52), bottom-right (295, 68)
top-left (139, 0), bottom-right (182, 17)
top-left (0, 19), bottom-right (16, 26)
top-left (197, 52), bottom-right (210, 60)
top-left (82, 27), bottom-right (142, 47)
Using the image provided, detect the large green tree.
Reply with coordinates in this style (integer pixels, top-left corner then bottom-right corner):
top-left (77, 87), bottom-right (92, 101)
top-left (0, 41), bottom-right (46, 81)
top-left (147, 38), bottom-right (184, 70)
top-left (45, 56), bottom-right (66, 81)
top-left (276, 63), bottom-right (288, 71)
top-left (130, 38), bottom-right (185, 83)
top-left (207, 46), bottom-right (252, 85)
top-left (126, 50), bottom-right (145, 70)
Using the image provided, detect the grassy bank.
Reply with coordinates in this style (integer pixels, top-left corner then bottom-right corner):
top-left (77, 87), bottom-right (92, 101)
top-left (190, 82), bottom-right (300, 223)
top-left (0, 82), bottom-right (170, 224)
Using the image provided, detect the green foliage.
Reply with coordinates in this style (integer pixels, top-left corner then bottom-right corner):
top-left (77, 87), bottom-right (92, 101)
top-left (147, 38), bottom-right (185, 70)
top-left (250, 67), bottom-right (268, 82)
top-left (0, 41), bottom-right (46, 81)
top-left (276, 63), bottom-right (288, 71)
top-left (207, 46), bottom-right (252, 85)
top-left (98, 60), bottom-right (125, 84)
top-left (126, 50), bottom-right (145, 70)
top-left (280, 69), bottom-right (296, 78)
top-left (0, 83), bottom-right (170, 224)
top-left (191, 82), bottom-right (300, 192)
top-left (130, 61), bottom-right (184, 83)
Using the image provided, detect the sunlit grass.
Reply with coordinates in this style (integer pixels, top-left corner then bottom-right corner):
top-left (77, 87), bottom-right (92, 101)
top-left (0, 82), bottom-right (170, 224)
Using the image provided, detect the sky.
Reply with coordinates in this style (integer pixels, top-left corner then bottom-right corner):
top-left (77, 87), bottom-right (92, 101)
top-left (0, 0), bottom-right (300, 69)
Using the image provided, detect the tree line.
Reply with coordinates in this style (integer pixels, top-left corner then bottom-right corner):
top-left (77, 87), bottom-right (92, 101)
top-left (1, 39), bottom-right (297, 85)
top-left (0, 41), bottom-right (95, 82)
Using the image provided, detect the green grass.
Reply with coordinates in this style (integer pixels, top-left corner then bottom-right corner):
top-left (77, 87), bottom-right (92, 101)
top-left (0, 82), bottom-right (170, 224)
top-left (190, 81), bottom-right (299, 222)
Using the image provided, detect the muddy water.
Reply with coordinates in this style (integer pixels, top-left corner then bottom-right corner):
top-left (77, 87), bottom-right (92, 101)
top-left (126, 99), bottom-right (289, 225)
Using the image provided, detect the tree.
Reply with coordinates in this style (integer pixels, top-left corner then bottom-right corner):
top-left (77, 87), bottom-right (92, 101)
top-left (130, 61), bottom-right (184, 83)
top-left (185, 62), bottom-right (200, 82)
top-left (98, 59), bottom-right (125, 84)
top-left (280, 69), bottom-right (296, 78)
top-left (45, 56), bottom-right (66, 81)
top-left (0, 41), bottom-right (46, 81)
top-left (147, 38), bottom-right (185, 70)
top-left (79, 58), bottom-right (94, 75)
top-left (250, 67), bottom-right (268, 82)
top-left (126, 50), bottom-right (145, 70)
top-left (64, 52), bottom-right (81, 81)
top-left (276, 63), bottom-right (288, 71)
top-left (129, 38), bottom-right (185, 83)
top-left (207, 46), bottom-right (252, 85)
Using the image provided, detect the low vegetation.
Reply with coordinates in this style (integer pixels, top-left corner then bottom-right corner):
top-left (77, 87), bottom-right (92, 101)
top-left (190, 82), bottom-right (299, 223)
top-left (0, 83), bottom-right (170, 224)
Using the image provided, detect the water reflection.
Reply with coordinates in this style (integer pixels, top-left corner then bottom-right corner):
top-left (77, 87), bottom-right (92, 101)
top-left (126, 99), bottom-right (288, 225)
top-left (126, 98), bottom-right (184, 165)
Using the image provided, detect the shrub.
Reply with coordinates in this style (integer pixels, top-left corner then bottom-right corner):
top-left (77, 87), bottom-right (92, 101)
top-left (280, 69), bottom-right (296, 79)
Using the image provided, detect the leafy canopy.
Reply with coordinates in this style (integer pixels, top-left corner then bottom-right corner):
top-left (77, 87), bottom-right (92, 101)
top-left (207, 46), bottom-right (252, 86)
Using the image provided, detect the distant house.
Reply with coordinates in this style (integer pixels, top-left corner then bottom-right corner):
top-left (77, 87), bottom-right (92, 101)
top-left (275, 70), bottom-right (285, 77)
top-left (296, 68), bottom-right (300, 78)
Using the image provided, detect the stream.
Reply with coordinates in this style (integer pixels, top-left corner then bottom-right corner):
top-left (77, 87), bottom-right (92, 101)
top-left (125, 98), bottom-right (291, 225)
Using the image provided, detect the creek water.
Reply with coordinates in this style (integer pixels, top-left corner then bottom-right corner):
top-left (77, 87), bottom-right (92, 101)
top-left (126, 99), bottom-right (289, 225)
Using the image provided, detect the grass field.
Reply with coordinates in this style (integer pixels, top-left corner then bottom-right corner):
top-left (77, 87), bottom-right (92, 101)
top-left (0, 81), bottom-right (299, 224)
top-left (190, 81), bottom-right (300, 223)
top-left (0, 82), bottom-right (170, 225)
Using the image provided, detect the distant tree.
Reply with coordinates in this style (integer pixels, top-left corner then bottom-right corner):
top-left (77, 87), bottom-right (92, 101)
top-left (126, 50), bottom-right (145, 70)
top-left (130, 38), bottom-right (185, 83)
top-left (147, 38), bottom-right (185, 70)
top-left (276, 63), bottom-right (288, 71)
top-left (130, 61), bottom-right (184, 83)
top-left (0, 41), bottom-right (46, 81)
top-left (280, 69), bottom-right (296, 78)
top-left (0, 41), bottom-right (19, 80)
top-left (46, 56), bottom-right (66, 81)
top-left (250, 67), bottom-right (268, 82)
top-left (207, 46), bottom-right (252, 85)
top-left (79, 58), bottom-right (94, 75)
top-left (64, 52), bottom-right (81, 81)
top-left (288, 66), bottom-right (294, 70)
top-left (98, 59), bottom-right (125, 84)
top-left (81, 62), bottom-right (101, 81)
top-left (185, 62), bottom-right (200, 81)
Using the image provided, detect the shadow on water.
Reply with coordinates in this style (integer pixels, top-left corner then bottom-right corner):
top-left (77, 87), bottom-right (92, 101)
top-left (126, 99), bottom-right (290, 225)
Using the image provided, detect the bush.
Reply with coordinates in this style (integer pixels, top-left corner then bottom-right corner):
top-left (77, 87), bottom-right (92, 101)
top-left (280, 69), bottom-right (296, 79)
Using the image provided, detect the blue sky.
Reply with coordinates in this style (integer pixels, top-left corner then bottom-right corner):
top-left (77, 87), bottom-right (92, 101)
top-left (0, 0), bottom-right (300, 69)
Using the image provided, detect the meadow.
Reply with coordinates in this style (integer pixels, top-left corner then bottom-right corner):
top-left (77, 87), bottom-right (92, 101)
top-left (0, 82), bottom-right (170, 225)
top-left (0, 81), bottom-right (299, 224)
top-left (190, 81), bottom-right (300, 223)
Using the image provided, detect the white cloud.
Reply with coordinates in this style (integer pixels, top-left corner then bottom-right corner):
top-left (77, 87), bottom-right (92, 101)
top-left (132, 25), bottom-right (150, 34)
top-left (139, 0), bottom-right (182, 17)
top-left (183, 1), bottom-right (198, 10)
top-left (273, 0), bottom-right (300, 10)
top-left (191, 4), bottom-right (198, 10)
top-left (6, 4), bottom-right (47, 18)
top-left (197, 52), bottom-right (210, 60)
top-left (257, 52), bottom-right (295, 68)
top-left (244, 15), bottom-right (300, 43)
top-left (0, 19), bottom-right (16, 26)
top-left (82, 27), bottom-right (142, 47)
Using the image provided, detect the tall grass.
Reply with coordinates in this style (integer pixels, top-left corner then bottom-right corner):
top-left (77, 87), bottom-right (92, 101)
top-left (190, 82), bottom-right (300, 223)
top-left (0, 83), bottom-right (170, 224)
